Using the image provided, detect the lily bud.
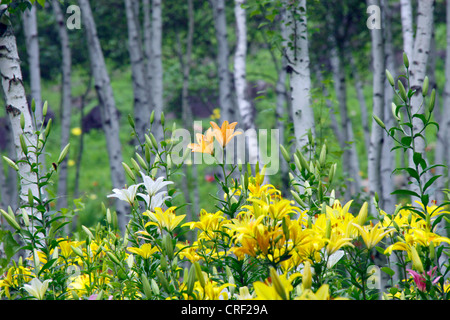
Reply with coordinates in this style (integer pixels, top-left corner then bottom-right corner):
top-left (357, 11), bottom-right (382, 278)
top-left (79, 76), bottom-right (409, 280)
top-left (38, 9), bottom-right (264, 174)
top-left (422, 76), bottom-right (429, 97)
top-left (391, 102), bottom-right (401, 121)
top-left (373, 115), bottom-right (386, 129)
top-left (160, 112), bottom-right (165, 127)
top-left (128, 114), bottom-right (135, 129)
top-left (122, 162), bottom-right (136, 182)
top-left (0, 208), bottom-right (20, 230)
top-left (20, 112), bottom-right (25, 130)
top-left (398, 80), bottom-right (407, 102)
top-left (386, 69), bottom-right (395, 87)
top-left (194, 262), bottom-right (205, 288)
top-left (151, 279), bottom-right (160, 296)
top-left (42, 101), bottom-right (48, 119)
top-left (301, 261), bottom-right (313, 291)
top-left (2, 156), bottom-right (19, 171)
top-left (270, 268), bottom-right (287, 300)
top-left (280, 145), bottom-right (290, 163)
top-left (21, 208), bottom-right (30, 227)
top-left (57, 143), bottom-right (71, 164)
top-left (150, 110), bottom-right (155, 125)
top-left (141, 274), bottom-right (153, 299)
top-left (429, 88), bottom-right (436, 114)
top-left (410, 245), bottom-right (424, 273)
top-left (403, 52), bottom-right (409, 69)
top-left (19, 134), bottom-right (27, 155)
top-left (319, 144), bottom-right (327, 166)
top-left (356, 202), bottom-right (368, 226)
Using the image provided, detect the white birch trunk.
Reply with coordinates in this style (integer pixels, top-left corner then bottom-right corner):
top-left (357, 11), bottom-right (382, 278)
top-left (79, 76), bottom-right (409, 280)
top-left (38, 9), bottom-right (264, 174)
top-left (276, 7), bottom-right (289, 193)
top-left (125, 0), bottom-right (151, 140)
top-left (78, 0), bottom-right (128, 233)
top-left (408, 0), bottom-right (434, 196)
top-left (0, 10), bottom-right (39, 219)
top-left (150, 0), bottom-right (164, 143)
top-left (22, 5), bottom-right (42, 126)
top-left (400, 0), bottom-right (414, 61)
top-left (442, 0), bottom-right (450, 209)
top-left (367, 0), bottom-right (385, 215)
top-left (284, 0), bottom-right (315, 154)
top-left (210, 0), bottom-right (235, 123)
top-left (380, 0), bottom-right (396, 213)
top-left (52, 0), bottom-right (72, 211)
top-left (234, 0), bottom-right (259, 166)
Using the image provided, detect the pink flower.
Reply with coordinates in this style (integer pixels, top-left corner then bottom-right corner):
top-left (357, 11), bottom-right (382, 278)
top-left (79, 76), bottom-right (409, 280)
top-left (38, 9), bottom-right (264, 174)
top-left (407, 267), bottom-right (441, 292)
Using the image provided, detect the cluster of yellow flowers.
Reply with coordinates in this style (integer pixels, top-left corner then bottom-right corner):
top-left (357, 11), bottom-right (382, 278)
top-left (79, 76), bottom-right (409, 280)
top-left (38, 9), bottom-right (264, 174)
top-left (2, 120), bottom-right (450, 301)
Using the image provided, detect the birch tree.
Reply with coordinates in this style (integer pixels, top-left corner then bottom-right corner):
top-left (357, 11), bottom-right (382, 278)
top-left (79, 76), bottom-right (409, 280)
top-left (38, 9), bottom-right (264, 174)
top-left (234, 0), bottom-right (259, 166)
top-left (210, 0), bottom-right (235, 123)
top-left (400, 0), bottom-right (414, 61)
top-left (150, 0), bottom-right (164, 143)
top-left (408, 0), bottom-right (434, 196)
top-left (52, 0), bottom-right (72, 211)
top-left (380, 0), bottom-right (396, 213)
top-left (125, 0), bottom-right (151, 140)
top-left (0, 6), bottom-right (39, 217)
top-left (78, 0), bottom-right (128, 233)
top-left (367, 0), bottom-right (385, 214)
top-left (283, 0), bottom-right (315, 154)
top-left (22, 5), bottom-right (43, 126)
top-left (440, 0), bottom-right (450, 206)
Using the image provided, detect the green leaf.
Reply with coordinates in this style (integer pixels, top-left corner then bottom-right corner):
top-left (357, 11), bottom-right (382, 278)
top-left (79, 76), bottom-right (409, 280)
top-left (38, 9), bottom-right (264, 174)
top-left (391, 189), bottom-right (420, 198)
top-left (381, 267), bottom-right (395, 277)
top-left (401, 136), bottom-right (412, 147)
top-left (413, 152), bottom-right (422, 166)
top-left (423, 175), bottom-right (441, 193)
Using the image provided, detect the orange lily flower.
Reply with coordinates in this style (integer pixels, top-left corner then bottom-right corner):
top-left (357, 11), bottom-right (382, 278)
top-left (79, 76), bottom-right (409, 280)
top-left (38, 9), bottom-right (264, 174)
top-left (210, 121), bottom-right (242, 148)
top-left (188, 128), bottom-right (215, 154)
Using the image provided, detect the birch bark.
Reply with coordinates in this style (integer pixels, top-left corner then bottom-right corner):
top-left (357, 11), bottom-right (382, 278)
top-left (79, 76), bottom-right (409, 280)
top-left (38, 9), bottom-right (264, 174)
top-left (408, 0), bottom-right (434, 196)
top-left (284, 0), bottom-right (315, 154)
top-left (125, 0), bottom-right (151, 140)
top-left (78, 0), bottom-right (128, 233)
top-left (210, 0), bottom-right (235, 123)
top-left (22, 5), bottom-right (42, 126)
top-left (52, 0), bottom-right (72, 211)
top-left (234, 0), bottom-right (259, 166)
top-left (0, 8), bottom-right (39, 218)
top-left (150, 0), bottom-right (164, 143)
top-left (367, 0), bottom-right (385, 215)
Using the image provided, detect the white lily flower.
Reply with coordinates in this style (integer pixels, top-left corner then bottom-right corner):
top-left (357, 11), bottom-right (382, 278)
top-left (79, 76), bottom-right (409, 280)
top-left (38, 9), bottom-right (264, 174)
top-left (107, 184), bottom-right (141, 205)
top-left (23, 278), bottom-right (51, 300)
top-left (137, 191), bottom-right (171, 211)
top-left (140, 172), bottom-right (173, 196)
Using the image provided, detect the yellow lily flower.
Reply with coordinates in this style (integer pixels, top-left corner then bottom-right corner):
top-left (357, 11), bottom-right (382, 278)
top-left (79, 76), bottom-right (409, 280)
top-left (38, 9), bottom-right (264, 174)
top-left (127, 243), bottom-right (159, 259)
top-left (352, 222), bottom-right (395, 250)
top-left (144, 207), bottom-right (186, 233)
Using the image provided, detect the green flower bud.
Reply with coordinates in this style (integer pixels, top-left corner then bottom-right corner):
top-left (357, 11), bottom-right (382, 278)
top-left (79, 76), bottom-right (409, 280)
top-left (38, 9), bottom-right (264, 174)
top-left (3, 156), bottom-right (19, 171)
top-left (280, 145), bottom-right (290, 163)
top-left (373, 115), bottom-right (386, 129)
top-left (20, 112), bottom-right (25, 130)
top-left (19, 134), bottom-right (27, 154)
top-left (429, 88), bottom-right (436, 114)
top-left (422, 76), bottom-right (429, 97)
top-left (122, 162), bottom-right (136, 182)
top-left (386, 69), bottom-right (395, 87)
top-left (57, 143), bottom-right (71, 164)
top-left (403, 52), bottom-right (409, 69)
top-left (150, 110), bottom-right (155, 125)
top-left (398, 80), bottom-right (407, 102)
top-left (0, 208), bottom-right (20, 230)
top-left (42, 101), bottom-right (48, 119)
top-left (128, 114), bottom-right (135, 129)
top-left (141, 274), bottom-right (153, 299)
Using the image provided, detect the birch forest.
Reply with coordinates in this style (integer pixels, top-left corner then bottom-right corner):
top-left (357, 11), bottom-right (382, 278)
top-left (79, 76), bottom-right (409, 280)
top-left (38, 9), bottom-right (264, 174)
top-left (0, 0), bottom-right (450, 303)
